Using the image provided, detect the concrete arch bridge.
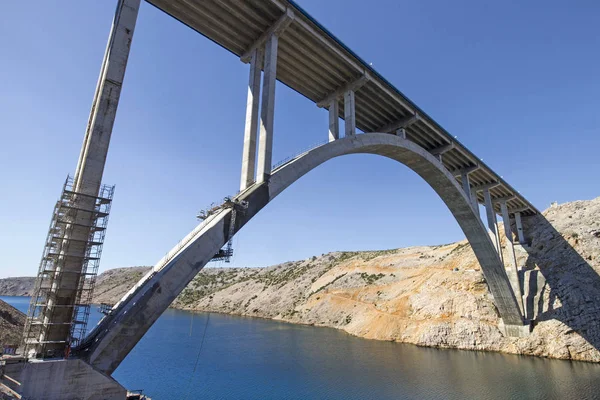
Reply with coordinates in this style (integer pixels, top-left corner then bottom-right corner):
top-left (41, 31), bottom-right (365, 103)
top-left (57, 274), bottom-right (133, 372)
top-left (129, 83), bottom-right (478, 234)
top-left (79, 132), bottom-right (532, 378)
top-left (6, 0), bottom-right (542, 398)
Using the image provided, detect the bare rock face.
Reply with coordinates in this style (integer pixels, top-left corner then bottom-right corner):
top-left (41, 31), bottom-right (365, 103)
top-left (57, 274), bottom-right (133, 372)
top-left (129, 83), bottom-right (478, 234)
top-left (172, 196), bottom-right (600, 362)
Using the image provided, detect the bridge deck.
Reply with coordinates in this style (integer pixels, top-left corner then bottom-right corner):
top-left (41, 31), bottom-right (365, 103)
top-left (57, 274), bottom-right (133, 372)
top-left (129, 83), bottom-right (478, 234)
top-left (146, 0), bottom-right (537, 215)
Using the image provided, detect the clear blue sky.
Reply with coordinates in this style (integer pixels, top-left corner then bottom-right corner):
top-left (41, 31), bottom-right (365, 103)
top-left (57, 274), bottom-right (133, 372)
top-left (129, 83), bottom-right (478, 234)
top-left (0, 1), bottom-right (598, 278)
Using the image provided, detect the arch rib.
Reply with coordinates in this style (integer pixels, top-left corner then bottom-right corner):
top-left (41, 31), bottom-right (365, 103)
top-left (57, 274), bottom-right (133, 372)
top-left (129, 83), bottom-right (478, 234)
top-left (83, 133), bottom-right (525, 375)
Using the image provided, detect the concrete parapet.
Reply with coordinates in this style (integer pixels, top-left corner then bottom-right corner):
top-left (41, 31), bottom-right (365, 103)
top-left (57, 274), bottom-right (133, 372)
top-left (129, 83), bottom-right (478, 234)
top-left (3, 358), bottom-right (126, 400)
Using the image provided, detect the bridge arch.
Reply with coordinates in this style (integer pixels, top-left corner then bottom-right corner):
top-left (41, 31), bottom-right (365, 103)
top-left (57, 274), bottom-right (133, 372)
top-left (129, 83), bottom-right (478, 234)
top-left (83, 133), bottom-right (524, 375)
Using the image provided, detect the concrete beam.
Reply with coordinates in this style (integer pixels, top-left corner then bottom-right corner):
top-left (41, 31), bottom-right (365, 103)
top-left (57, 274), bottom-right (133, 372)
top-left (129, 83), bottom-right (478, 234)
top-left (328, 100), bottom-right (339, 142)
top-left (453, 164), bottom-right (480, 176)
top-left (317, 74), bottom-right (369, 108)
top-left (240, 48), bottom-right (262, 191)
top-left (240, 8), bottom-right (294, 63)
top-left (471, 181), bottom-right (501, 192)
top-left (376, 113), bottom-right (419, 133)
top-left (493, 195), bottom-right (516, 204)
top-left (508, 206), bottom-right (530, 214)
top-left (256, 34), bottom-right (278, 183)
top-left (430, 142), bottom-right (454, 156)
top-left (344, 89), bottom-right (356, 137)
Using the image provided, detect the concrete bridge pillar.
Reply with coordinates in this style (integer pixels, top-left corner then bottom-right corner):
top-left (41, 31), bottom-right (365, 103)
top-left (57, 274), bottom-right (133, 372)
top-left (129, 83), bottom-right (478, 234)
top-left (33, 0), bottom-right (140, 358)
top-left (514, 211), bottom-right (527, 244)
top-left (483, 188), bottom-right (503, 262)
top-left (500, 200), bottom-right (525, 315)
top-left (328, 100), bottom-right (339, 142)
top-left (257, 34), bottom-right (278, 183)
top-left (344, 90), bottom-right (356, 136)
top-left (240, 48), bottom-right (262, 191)
top-left (74, 0), bottom-right (140, 195)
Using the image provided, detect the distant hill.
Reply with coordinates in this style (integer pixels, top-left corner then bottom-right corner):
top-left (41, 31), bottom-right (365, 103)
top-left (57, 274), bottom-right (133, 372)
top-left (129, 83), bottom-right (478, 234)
top-left (0, 268), bottom-right (151, 302)
top-left (0, 277), bottom-right (35, 297)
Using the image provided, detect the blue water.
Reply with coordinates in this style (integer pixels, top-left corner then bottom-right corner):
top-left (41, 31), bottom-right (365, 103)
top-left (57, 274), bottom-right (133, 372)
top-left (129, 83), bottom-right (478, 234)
top-left (3, 296), bottom-right (600, 400)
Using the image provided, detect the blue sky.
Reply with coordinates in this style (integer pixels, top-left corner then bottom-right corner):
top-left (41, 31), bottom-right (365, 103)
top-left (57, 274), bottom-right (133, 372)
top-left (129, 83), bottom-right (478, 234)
top-left (0, 0), bottom-right (598, 278)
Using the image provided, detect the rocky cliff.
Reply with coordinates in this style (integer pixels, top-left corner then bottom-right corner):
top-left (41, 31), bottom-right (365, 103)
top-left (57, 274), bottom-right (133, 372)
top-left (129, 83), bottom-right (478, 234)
top-left (0, 301), bottom-right (25, 346)
top-left (1, 197), bottom-right (599, 362)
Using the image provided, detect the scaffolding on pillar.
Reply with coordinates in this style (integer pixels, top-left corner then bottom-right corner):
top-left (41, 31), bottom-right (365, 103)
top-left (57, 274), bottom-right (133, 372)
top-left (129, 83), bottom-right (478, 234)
top-left (22, 176), bottom-right (114, 358)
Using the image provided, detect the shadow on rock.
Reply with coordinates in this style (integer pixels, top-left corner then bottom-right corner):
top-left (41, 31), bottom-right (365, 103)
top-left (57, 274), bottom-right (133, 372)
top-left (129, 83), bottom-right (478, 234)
top-left (520, 212), bottom-right (600, 354)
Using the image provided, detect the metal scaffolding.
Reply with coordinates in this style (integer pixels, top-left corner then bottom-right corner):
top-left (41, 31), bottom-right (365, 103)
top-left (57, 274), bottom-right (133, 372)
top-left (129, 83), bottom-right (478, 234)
top-left (22, 176), bottom-right (114, 358)
top-left (197, 197), bottom-right (248, 263)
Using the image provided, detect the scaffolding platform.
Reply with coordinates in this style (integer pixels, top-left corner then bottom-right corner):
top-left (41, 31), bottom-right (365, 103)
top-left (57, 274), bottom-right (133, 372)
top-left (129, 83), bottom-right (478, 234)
top-left (22, 176), bottom-right (114, 358)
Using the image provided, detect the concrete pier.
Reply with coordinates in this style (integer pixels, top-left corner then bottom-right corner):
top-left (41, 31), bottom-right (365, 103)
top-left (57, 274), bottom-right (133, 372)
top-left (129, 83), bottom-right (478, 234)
top-left (240, 48), bottom-right (262, 191)
top-left (328, 100), bottom-right (339, 142)
top-left (483, 188), bottom-right (503, 260)
top-left (344, 90), bottom-right (356, 137)
top-left (256, 34), bottom-right (278, 183)
top-left (500, 200), bottom-right (525, 314)
top-left (32, 0), bottom-right (140, 358)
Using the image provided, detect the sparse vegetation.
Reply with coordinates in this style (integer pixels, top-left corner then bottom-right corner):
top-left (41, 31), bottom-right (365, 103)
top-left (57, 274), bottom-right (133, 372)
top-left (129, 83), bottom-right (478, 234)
top-left (360, 273), bottom-right (385, 285)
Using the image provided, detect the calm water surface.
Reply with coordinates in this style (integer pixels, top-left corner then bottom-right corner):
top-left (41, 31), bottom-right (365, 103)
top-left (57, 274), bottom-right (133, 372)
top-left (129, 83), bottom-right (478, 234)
top-left (3, 296), bottom-right (600, 400)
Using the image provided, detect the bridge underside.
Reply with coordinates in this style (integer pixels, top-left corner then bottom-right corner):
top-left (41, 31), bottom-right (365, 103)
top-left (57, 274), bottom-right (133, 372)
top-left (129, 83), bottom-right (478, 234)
top-left (146, 0), bottom-right (536, 215)
top-left (79, 133), bottom-right (526, 376)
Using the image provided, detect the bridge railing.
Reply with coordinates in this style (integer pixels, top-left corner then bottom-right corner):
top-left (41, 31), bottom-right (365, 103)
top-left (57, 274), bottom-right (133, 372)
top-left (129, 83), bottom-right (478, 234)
top-left (272, 139), bottom-right (329, 171)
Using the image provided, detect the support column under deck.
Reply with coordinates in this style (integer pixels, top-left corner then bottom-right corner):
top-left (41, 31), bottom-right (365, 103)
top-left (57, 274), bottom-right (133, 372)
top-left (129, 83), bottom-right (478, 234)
top-left (344, 90), bottom-right (356, 137)
top-left (470, 188), bottom-right (480, 214)
top-left (257, 35), bottom-right (278, 183)
top-left (240, 49), bottom-right (262, 191)
top-left (514, 212), bottom-right (526, 244)
top-left (483, 188), bottom-right (503, 261)
top-left (461, 172), bottom-right (473, 205)
top-left (500, 201), bottom-right (525, 315)
top-left (328, 100), bottom-right (339, 142)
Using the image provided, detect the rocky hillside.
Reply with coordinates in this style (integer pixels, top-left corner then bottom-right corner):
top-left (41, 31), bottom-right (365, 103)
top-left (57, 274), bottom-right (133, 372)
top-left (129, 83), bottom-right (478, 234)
top-left (0, 300), bottom-right (25, 346)
top-left (171, 196), bottom-right (600, 362)
top-left (92, 267), bottom-right (151, 305)
top-left (1, 197), bottom-right (599, 362)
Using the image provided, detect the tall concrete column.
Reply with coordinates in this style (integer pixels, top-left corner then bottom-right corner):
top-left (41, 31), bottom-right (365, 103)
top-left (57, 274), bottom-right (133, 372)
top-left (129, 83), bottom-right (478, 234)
top-left (470, 188), bottom-right (480, 214)
top-left (36, 0), bottom-right (140, 358)
top-left (500, 201), bottom-right (525, 314)
top-left (328, 100), bottom-right (339, 142)
top-left (240, 48), bottom-right (262, 191)
top-left (257, 34), bottom-right (278, 183)
top-left (461, 172), bottom-right (471, 199)
top-left (514, 212), bottom-right (526, 244)
top-left (344, 90), bottom-right (356, 136)
top-left (483, 188), bottom-right (503, 261)
top-left (74, 0), bottom-right (140, 196)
